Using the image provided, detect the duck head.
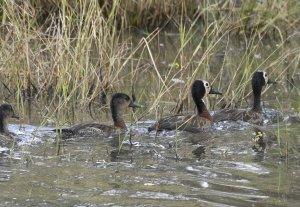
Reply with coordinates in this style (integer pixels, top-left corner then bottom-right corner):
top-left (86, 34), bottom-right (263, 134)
top-left (110, 93), bottom-right (141, 128)
top-left (192, 80), bottom-right (222, 100)
top-left (191, 80), bottom-right (222, 115)
top-left (0, 104), bottom-right (19, 120)
top-left (252, 71), bottom-right (276, 95)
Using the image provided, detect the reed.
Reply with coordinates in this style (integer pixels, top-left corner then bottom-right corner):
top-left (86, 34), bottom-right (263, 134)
top-left (0, 0), bottom-right (299, 127)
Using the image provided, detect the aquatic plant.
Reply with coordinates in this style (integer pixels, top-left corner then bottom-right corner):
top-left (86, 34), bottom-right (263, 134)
top-left (0, 0), bottom-right (298, 127)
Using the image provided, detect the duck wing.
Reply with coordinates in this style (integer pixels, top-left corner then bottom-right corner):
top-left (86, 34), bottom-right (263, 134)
top-left (213, 109), bottom-right (262, 124)
top-left (54, 123), bottom-right (116, 139)
top-left (149, 114), bottom-right (212, 133)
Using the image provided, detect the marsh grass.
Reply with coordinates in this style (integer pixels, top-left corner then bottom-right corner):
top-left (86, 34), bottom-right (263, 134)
top-left (0, 0), bottom-right (299, 130)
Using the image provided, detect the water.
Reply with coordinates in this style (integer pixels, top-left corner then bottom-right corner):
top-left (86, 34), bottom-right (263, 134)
top-left (0, 107), bottom-right (299, 206)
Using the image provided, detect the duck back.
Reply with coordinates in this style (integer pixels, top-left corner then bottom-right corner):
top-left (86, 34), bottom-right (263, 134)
top-left (213, 109), bottom-right (263, 124)
top-left (55, 123), bottom-right (117, 139)
top-left (149, 114), bottom-right (212, 133)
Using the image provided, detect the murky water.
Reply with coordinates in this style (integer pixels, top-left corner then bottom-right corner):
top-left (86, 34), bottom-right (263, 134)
top-left (1, 33), bottom-right (300, 206)
top-left (1, 103), bottom-right (299, 206)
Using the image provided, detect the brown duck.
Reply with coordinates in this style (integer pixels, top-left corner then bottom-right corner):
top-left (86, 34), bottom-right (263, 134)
top-left (55, 93), bottom-right (140, 138)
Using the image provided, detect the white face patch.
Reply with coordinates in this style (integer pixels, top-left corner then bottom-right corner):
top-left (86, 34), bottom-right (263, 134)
top-left (263, 71), bottom-right (268, 85)
top-left (202, 80), bottom-right (211, 96)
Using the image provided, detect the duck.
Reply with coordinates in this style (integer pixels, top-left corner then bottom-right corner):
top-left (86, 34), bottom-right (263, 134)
top-left (148, 80), bottom-right (222, 133)
top-left (0, 103), bottom-right (19, 148)
top-left (212, 71), bottom-right (276, 124)
top-left (55, 93), bottom-right (141, 138)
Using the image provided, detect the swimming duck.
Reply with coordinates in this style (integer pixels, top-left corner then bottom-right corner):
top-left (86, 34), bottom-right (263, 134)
top-left (55, 93), bottom-right (141, 138)
top-left (148, 80), bottom-right (222, 133)
top-left (213, 71), bottom-right (276, 124)
top-left (0, 103), bottom-right (19, 147)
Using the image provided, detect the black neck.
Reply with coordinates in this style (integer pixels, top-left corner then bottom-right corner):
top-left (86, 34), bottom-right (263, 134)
top-left (192, 95), bottom-right (206, 114)
top-left (252, 88), bottom-right (262, 112)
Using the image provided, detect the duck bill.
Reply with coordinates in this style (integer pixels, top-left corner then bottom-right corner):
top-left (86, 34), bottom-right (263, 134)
top-left (209, 88), bottom-right (222, 95)
top-left (267, 79), bottom-right (276, 84)
top-left (129, 101), bottom-right (141, 108)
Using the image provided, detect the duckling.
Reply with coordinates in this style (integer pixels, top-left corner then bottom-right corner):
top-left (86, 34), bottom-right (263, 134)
top-left (0, 103), bottom-right (19, 147)
top-left (55, 93), bottom-right (140, 138)
top-left (148, 80), bottom-right (222, 133)
top-left (213, 71), bottom-right (276, 124)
